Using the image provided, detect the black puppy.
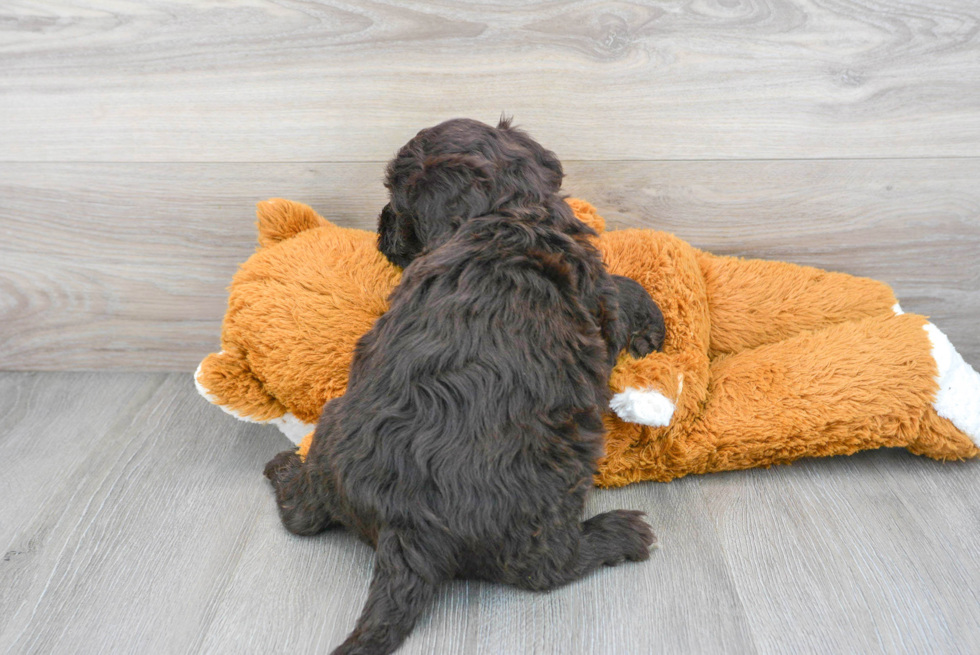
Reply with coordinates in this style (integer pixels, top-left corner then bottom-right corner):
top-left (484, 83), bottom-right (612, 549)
top-left (265, 119), bottom-right (661, 655)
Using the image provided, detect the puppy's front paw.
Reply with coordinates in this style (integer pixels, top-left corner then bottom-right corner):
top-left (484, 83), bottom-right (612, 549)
top-left (610, 388), bottom-right (675, 427)
top-left (627, 329), bottom-right (663, 358)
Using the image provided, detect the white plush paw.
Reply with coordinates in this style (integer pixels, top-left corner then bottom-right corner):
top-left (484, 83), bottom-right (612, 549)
top-left (924, 323), bottom-right (980, 444)
top-left (610, 388), bottom-right (676, 427)
top-left (194, 355), bottom-right (315, 445)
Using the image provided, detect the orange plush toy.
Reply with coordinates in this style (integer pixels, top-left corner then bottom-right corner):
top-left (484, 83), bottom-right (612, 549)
top-left (196, 198), bottom-right (980, 486)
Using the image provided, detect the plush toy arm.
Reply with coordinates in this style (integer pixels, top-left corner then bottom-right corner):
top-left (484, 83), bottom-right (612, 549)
top-left (195, 347), bottom-right (316, 444)
top-left (608, 353), bottom-right (685, 427)
top-left (696, 251), bottom-right (900, 358)
top-left (599, 229), bottom-right (712, 429)
top-left (196, 347), bottom-right (286, 421)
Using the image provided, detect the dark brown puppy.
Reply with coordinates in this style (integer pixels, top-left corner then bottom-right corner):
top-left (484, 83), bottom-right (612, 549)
top-left (265, 119), bottom-right (658, 655)
top-left (377, 119), bottom-right (664, 354)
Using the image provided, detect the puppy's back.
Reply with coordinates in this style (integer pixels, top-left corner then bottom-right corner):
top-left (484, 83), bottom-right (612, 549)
top-left (331, 213), bottom-right (611, 545)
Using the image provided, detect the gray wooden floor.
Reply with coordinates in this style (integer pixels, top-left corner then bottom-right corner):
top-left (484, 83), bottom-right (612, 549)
top-left (2, 371), bottom-right (979, 655)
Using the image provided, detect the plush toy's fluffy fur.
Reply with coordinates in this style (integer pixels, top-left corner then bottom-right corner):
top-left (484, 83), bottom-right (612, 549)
top-left (264, 120), bottom-right (659, 655)
top-left (597, 231), bottom-right (979, 484)
top-left (198, 196), bottom-right (980, 489)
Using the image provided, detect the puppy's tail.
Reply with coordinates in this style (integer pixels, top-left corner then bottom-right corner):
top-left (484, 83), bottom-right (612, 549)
top-left (331, 529), bottom-right (441, 655)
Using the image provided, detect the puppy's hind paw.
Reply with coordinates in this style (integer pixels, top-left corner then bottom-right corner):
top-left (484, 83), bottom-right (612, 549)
top-left (264, 449), bottom-right (302, 486)
top-left (585, 509), bottom-right (657, 566)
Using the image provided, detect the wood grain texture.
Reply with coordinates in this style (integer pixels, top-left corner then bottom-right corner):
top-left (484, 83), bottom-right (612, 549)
top-left (3, 372), bottom-right (980, 653)
top-left (465, 481), bottom-right (756, 655)
top-left (1, 159), bottom-right (977, 371)
top-left (0, 372), bottom-right (165, 638)
top-left (0, 373), bottom-right (283, 655)
top-left (0, 372), bottom-right (756, 655)
top-left (698, 449), bottom-right (980, 654)
top-left (1, 0), bottom-right (979, 162)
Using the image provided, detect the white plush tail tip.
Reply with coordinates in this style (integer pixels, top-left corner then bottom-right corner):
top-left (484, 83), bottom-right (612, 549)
top-left (924, 324), bottom-right (980, 444)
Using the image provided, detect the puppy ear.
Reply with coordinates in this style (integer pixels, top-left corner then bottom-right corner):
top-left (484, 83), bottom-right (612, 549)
top-left (495, 119), bottom-right (564, 192)
top-left (532, 145), bottom-right (564, 191)
top-left (377, 203), bottom-right (399, 256)
top-left (406, 153), bottom-right (496, 236)
top-left (377, 203), bottom-right (422, 269)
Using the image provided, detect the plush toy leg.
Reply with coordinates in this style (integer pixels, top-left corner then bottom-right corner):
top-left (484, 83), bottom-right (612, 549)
top-left (908, 324), bottom-right (980, 456)
top-left (596, 313), bottom-right (979, 486)
top-left (696, 252), bottom-right (900, 358)
top-left (194, 349), bottom-right (315, 444)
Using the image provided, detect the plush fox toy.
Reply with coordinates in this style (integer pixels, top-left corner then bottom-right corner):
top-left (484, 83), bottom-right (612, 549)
top-left (196, 198), bottom-right (980, 486)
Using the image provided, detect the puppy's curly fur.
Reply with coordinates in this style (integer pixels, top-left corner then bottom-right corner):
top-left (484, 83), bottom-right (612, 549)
top-left (378, 118), bottom-right (664, 355)
top-left (265, 118), bottom-right (658, 655)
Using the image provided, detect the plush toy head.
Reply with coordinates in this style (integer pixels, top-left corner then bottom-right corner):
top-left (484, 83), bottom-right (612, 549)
top-left (195, 198), bottom-right (608, 441)
top-left (197, 198), bottom-right (980, 486)
top-left (194, 199), bottom-right (400, 441)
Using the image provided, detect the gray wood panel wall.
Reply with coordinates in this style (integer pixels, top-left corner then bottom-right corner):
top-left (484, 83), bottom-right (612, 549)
top-left (2, 0), bottom-right (978, 371)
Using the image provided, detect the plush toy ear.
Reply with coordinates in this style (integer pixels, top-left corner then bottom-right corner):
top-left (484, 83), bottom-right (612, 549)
top-left (256, 198), bottom-right (330, 249)
top-left (565, 198), bottom-right (606, 234)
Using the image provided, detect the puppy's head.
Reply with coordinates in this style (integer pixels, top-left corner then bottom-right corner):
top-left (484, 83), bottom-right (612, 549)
top-left (378, 117), bottom-right (564, 268)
